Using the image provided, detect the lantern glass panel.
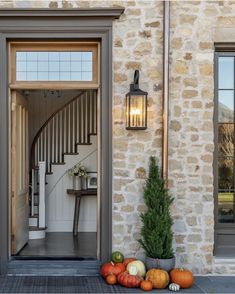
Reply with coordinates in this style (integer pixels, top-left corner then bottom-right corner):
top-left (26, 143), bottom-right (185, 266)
top-left (128, 95), bottom-right (146, 128)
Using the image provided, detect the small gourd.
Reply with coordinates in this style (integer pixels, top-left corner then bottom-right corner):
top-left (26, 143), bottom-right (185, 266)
top-left (169, 283), bottom-right (180, 292)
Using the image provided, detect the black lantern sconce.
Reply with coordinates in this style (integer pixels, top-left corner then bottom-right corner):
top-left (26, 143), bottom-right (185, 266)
top-left (126, 70), bottom-right (148, 130)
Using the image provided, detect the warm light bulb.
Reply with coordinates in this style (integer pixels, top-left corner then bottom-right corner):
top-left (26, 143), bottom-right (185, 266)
top-left (130, 108), bottom-right (141, 115)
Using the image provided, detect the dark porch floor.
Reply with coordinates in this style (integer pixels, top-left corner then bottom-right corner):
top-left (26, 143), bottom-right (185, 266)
top-left (17, 232), bottom-right (97, 258)
top-left (0, 276), bottom-right (235, 293)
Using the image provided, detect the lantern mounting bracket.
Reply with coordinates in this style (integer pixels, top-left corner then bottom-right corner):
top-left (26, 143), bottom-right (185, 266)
top-left (130, 70), bottom-right (140, 91)
top-left (129, 70), bottom-right (147, 95)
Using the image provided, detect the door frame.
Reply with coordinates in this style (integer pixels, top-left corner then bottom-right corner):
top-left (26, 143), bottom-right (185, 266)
top-left (0, 8), bottom-right (124, 275)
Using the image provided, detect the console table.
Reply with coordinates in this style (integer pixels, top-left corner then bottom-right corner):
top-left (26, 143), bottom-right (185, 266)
top-left (67, 189), bottom-right (97, 236)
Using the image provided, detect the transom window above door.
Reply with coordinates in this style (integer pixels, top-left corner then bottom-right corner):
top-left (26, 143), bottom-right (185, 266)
top-left (10, 42), bottom-right (99, 89)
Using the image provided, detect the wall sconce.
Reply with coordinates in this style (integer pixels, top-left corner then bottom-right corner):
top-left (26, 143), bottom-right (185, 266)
top-left (126, 70), bottom-right (148, 130)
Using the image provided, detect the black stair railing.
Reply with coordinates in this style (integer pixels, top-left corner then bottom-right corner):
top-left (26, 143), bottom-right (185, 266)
top-left (31, 90), bottom-right (97, 174)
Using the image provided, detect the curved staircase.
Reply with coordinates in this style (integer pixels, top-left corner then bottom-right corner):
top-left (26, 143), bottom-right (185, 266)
top-left (29, 90), bottom-right (97, 239)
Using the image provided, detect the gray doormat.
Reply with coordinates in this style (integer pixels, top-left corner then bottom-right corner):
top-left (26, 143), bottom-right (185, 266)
top-left (0, 276), bottom-right (234, 293)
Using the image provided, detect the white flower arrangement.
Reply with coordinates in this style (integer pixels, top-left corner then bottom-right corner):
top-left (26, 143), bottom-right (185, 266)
top-left (68, 163), bottom-right (87, 177)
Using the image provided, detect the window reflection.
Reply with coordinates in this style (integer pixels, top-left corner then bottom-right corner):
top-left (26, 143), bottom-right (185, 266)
top-left (219, 57), bottom-right (234, 89)
top-left (16, 51), bottom-right (93, 81)
top-left (218, 157), bottom-right (234, 223)
top-left (218, 124), bottom-right (234, 157)
top-left (218, 90), bottom-right (234, 122)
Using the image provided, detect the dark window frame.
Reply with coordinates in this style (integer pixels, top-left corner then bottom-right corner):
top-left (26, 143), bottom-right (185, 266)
top-left (0, 8), bottom-right (124, 275)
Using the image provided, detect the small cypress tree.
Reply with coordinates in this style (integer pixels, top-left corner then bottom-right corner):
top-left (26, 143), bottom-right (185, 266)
top-left (138, 156), bottom-right (174, 259)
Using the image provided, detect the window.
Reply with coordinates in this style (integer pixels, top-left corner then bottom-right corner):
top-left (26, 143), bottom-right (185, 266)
top-left (216, 55), bottom-right (235, 224)
top-left (10, 42), bottom-right (99, 87)
top-left (214, 52), bottom-right (235, 256)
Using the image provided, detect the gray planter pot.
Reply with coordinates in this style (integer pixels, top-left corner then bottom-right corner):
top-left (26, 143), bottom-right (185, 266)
top-left (146, 256), bottom-right (175, 272)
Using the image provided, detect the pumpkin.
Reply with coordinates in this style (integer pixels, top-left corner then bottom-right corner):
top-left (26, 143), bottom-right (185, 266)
top-left (101, 262), bottom-right (125, 278)
top-left (169, 283), bottom-right (180, 292)
top-left (170, 268), bottom-right (194, 289)
top-left (106, 274), bottom-right (117, 285)
top-left (123, 257), bottom-right (136, 267)
top-left (140, 280), bottom-right (153, 291)
top-left (146, 269), bottom-right (169, 289)
top-left (117, 271), bottom-right (143, 288)
top-left (126, 260), bottom-right (146, 277)
top-left (111, 251), bottom-right (124, 263)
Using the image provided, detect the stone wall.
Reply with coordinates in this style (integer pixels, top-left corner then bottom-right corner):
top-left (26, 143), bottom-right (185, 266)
top-left (168, 0), bottom-right (235, 274)
top-left (2, 0), bottom-right (235, 274)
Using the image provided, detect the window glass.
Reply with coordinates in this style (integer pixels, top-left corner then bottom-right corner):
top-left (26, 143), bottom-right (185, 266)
top-left (218, 157), bottom-right (234, 223)
top-left (16, 51), bottom-right (93, 81)
top-left (218, 124), bottom-right (234, 157)
top-left (219, 57), bottom-right (234, 89)
top-left (218, 90), bottom-right (234, 122)
top-left (217, 55), bottom-right (235, 224)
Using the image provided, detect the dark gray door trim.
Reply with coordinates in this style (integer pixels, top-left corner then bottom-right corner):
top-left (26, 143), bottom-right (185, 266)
top-left (0, 8), bottom-right (124, 275)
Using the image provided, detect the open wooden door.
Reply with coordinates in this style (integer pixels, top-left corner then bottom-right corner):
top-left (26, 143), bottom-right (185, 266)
top-left (11, 90), bottom-right (29, 254)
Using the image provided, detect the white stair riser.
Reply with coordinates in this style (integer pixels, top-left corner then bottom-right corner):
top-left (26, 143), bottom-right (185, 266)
top-left (32, 195), bottom-right (39, 203)
top-left (46, 136), bottom-right (97, 194)
top-left (33, 206), bottom-right (39, 214)
top-left (29, 217), bottom-right (38, 227)
top-left (29, 230), bottom-right (46, 240)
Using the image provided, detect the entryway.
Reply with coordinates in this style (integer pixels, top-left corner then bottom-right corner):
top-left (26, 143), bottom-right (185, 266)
top-left (10, 42), bottom-right (99, 260)
top-left (0, 8), bottom-right (121, 275)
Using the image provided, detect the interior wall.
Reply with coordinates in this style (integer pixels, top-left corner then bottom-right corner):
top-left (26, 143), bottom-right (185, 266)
top-left (46, 139), bottom-right (97, 233)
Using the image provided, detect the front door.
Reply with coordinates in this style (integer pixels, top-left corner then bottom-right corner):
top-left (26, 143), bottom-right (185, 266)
top-left (11, 90), bottom-right (29, 254)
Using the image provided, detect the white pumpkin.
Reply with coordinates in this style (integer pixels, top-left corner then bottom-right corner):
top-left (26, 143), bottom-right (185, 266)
top-left (169, 283), bottom-right (180, 292)
top-left (126, 260), bottom-right (146, 277)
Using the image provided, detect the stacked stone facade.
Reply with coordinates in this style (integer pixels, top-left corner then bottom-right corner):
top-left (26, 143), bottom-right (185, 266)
top-left (2, 0), bottom-right (235, 274)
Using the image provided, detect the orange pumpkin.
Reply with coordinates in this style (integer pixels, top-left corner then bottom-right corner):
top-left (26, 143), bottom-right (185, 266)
top-left (146, 269), bottom-right (169, 289)
top-left (101, 262), bottom-right (125, 278)
top-left (106, 274), bottom-right (117, 285)
top-left (117, 271), bottom-right (143, 288)
top-left (170, 268), bottom-right (194, 289)
top-left (140, 280), bottom-right (153, 291)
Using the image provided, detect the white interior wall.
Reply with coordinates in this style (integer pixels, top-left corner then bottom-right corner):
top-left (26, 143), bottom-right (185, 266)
top-left (46, 139), bottom-right (97, 232)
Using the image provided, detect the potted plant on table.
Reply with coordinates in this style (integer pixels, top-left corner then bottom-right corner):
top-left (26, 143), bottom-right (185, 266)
top-left (138, 156), bottom-right (175, 271)
top-left (68, 163), bottom-right (87, 190)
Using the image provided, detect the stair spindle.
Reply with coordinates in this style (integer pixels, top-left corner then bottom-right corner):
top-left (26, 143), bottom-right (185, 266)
top-left (31, 90), bottom-right (97, 174)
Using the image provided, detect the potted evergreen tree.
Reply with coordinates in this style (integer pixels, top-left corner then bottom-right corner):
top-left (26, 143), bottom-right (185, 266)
top-left (138, 156), bottom-right (175, 271)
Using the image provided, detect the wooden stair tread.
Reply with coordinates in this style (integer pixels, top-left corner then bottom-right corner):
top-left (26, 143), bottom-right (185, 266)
top-left (37, 182), bottom-right (48, 184)
top-left (29, 226), bottom-right (47, 231)
top-left (29, 214), bottom-right (39, 218)
top-left (88, 133), bottom-right (97, 136)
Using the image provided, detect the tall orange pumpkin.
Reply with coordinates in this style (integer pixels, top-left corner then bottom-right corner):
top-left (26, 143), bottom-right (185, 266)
top-left (146, 269), bottom-right (169, 289)
top-left (170, 268), bottom-right (194, 288)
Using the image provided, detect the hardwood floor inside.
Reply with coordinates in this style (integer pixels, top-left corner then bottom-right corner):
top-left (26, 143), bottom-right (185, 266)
top-left (17, 232), bottom-right (97, 259)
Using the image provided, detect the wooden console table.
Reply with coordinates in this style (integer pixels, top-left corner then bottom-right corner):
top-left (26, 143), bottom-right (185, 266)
top-left (67, 189), bottom-right (97, 236)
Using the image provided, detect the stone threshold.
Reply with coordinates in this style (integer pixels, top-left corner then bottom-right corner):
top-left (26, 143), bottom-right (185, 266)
top-left (214, 257), bottom-right (235, 264)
